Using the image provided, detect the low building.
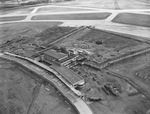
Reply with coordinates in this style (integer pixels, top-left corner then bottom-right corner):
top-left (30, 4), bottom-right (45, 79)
top-left (51, 64), bottom-right (85, 88)
top-left (40, 49), bottom-right (85, 88)
top-left (41, 49), bottom-right (79, 66)
top-left (41, 49), bottom-right (68, 65)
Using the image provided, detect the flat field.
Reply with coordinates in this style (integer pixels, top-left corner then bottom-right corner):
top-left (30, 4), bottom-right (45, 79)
top-left (0, 59), bottom-right (38, 114)
top-left (109, 53), bottom-right (150, 83)
top-left (108, 53), bottom-right (150, 97)
top-left (77, 28), bottom-right (142, 51)
top-left (0, 7), bottom-right (33, 15)
top-left (112, 13), bottom-right (150, 28)
top-left (37, 7), bottom-right (96, 13)
top-left (0, 16), bottom-right (27, 22)
top-left (32, 12), bottom-right (111, 20)
top-left (70, 61), bottom-right (150, 114)
top-left (0, 22), bottom-right (67, 56)
top-left (0, 22), bottom-right (62, 42)
top-left (0, 58), bottom-right (78, 114)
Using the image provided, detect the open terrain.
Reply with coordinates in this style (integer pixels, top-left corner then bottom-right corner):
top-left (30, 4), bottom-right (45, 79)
top-left (0, 22), bottom-right (62, 42)
top-left (0, 22), bottom-right (75, 56)
top-left (0, 0), bottom-right (150, 114)
top-left (36, 7), bottom-right (96, 13)
top-left (0, 58), bottom-right (78, 114)
top-left (112, 13), bottom-right (150, 27)
top-left (53, 26), bottom-right (150, 114)
top-left (0, 16), bottom-right (27, 22)
top-left (0, 7), bottom-right (33, 15)
top-left (0, 23), bottom-right (150, 114)
top-left (32, 13), bottom-right (111, 20)
top-left (70, 59), bottom-right (150, 114)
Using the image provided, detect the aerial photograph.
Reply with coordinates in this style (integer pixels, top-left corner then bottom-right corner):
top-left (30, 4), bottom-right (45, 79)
top-left (0, 0), bottom-right (150, 114)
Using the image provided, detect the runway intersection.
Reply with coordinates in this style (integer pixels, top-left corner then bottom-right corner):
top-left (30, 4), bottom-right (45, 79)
top-left (0, 0), bottom-right (150, 39)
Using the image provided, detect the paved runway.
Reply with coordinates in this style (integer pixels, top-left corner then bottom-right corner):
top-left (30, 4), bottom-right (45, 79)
top-left (62, 0), bottom-right (150, 9)
top-left (0, 0), bottom-right (150, 38)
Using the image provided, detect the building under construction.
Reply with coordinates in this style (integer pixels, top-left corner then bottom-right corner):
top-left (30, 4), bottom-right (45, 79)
top-left (40, 49), bottom-right (78, 66)
top-left (40, 49), bottom-right (85, 88)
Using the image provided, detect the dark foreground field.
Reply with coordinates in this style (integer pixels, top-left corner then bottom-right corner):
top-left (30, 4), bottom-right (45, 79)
top-left (0, 58), bottom-right (78, 114)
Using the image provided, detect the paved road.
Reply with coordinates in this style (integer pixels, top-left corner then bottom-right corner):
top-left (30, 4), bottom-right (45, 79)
top-left (0, 53), bottom-right (94, 114)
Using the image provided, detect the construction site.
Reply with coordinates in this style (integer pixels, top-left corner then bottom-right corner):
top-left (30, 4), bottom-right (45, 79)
top-left (0, 23), bottom-right (150, 114)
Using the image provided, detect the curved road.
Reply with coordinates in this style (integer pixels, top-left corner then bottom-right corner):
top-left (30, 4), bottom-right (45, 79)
top-left (0, 53), bottom-right (94, 114)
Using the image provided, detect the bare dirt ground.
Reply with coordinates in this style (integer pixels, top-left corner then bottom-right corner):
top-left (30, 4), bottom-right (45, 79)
top-left (58, 27), bottom-right (148, 62)
top-left (0, 22), bottom-right (62, 42)
top-left (56, 27), bottom-right (150, 114)
top-left (30, 84), bottom-right (77, 114)
top-left (0, 58), bottom-right (38, 114)
top-left (0, 21), bottom-right (150, 114)
top-left (0, 58), bottom-right (78, 114)
top-left (70, 62), bottom-right (150, 114)
top-left (109, 53), bottom-right (150, 86)
top-left (0, 22), bottom-right (79, 57)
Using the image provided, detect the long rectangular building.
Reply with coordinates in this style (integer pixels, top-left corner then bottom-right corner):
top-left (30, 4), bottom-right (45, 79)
top-left (51, 64), bottom-right (85, 88)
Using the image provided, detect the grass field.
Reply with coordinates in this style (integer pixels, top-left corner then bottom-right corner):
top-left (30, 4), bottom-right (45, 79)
top-left (0, 8), bottom-right (33, 15)
top-left (37, 7), bottom-right (96, 13)
top-left (112, 13), bottom-right (150, 28)
top-left (0, 16), bottom-right (27, 22)
top-left (32, 12), bottom-right (111, 20)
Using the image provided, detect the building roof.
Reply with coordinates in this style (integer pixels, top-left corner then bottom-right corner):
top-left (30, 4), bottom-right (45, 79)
top-left (51, 65), bottom-right (84, 86)
top-left (44, 49), bottom-right (68, 61)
